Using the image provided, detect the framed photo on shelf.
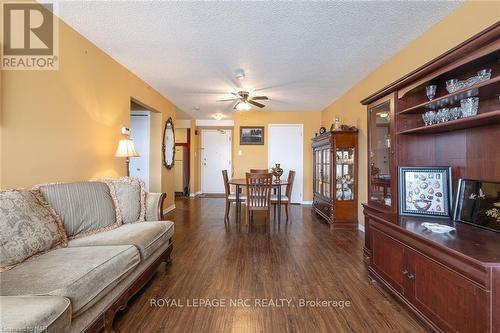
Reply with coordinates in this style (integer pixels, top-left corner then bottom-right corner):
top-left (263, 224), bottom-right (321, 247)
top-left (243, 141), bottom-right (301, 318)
top-left (240, 126), bottom-right (264, 145)
top-left (398, 166), bottom-right (452, 218)
top-left (453, 179), bottom-right (500, 233)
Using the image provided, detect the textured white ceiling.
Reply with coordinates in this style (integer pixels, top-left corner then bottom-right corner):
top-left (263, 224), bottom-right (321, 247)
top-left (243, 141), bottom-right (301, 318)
top-left (55, 1), bottom-right (461, 119)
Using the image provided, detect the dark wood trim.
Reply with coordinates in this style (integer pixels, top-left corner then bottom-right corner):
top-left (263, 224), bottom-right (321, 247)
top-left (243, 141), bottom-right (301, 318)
top-left (158, 193), bottom-right (166, 220)
top-left (84, 242), bottom-right (173, 333)
top-left (361, 22), bottom-right (500, 105)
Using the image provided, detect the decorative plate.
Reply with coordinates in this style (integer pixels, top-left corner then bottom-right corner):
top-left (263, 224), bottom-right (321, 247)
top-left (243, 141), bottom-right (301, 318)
top-left (422, 222), bottom-right (455, 234)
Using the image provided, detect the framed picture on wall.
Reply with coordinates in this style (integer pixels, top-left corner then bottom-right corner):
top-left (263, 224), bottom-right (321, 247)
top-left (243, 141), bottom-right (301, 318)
top-left (398, 166), bottom-right (452, 218)
top-left (240, 126), bottom-right (264, 145)
top-left (454, 179), bottom-right (500, 233)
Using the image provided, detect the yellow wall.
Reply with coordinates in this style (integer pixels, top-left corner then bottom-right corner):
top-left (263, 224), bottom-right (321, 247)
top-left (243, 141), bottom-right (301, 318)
top-left (1, 12), bottom-right (178, 208)
top-left (192, 111), bottom-right (322, 201)
top-left (321, 1), bottom-right (500, 223)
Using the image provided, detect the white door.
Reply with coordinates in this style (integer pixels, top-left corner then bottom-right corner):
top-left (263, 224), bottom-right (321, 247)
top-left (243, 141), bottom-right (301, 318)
top-left (130, 112), bottom-right (150, 191)
top-left (268, 124), bottom-right (303, 203)
top-left (201, 129), bottom-right (232, 193)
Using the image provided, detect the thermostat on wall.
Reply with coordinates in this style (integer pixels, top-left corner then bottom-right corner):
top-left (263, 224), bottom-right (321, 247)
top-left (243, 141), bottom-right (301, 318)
top-left (121, 127), bottom-right (131, 136)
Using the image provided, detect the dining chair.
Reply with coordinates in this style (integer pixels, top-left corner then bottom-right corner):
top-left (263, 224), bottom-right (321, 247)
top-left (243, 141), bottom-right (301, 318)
top-left (245, 172), bottom-right (273, 227)
top-left (271, 170), bottom-right (295, 222)
top-left (222, 170), bottom-right (245, 224)
top-left (249, 169), bottom-right (269, 174)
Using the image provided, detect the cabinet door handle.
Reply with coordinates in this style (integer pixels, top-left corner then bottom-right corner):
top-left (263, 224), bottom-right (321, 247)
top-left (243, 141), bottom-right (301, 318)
top-left (402, 270), bottom-right (408, 276)
top-left (407, 273), bottom-right (415, 279)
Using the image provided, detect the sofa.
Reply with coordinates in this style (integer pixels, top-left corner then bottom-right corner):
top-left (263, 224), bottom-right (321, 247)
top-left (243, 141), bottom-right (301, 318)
top-left (0, 177), bottom-right (174, 333)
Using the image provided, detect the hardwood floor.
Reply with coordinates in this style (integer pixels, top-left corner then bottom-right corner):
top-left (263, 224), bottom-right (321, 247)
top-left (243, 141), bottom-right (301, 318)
top-left (114, 198), bottom-right (427, 333)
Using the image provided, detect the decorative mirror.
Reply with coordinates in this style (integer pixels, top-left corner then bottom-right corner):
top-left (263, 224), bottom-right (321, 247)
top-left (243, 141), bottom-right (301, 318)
top-left (162, 117), bottom-right (175, 169)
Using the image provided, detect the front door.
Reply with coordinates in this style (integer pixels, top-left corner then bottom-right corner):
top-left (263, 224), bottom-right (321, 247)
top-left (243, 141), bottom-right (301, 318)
top-left (201, 129), bottom-right (232, 194)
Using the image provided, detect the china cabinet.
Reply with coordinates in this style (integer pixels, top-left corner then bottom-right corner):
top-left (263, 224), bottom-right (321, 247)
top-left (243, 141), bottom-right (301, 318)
top-left (362, 23), bottom-right (500, 333)
top-left (312, 130), bottom-right (358, 229)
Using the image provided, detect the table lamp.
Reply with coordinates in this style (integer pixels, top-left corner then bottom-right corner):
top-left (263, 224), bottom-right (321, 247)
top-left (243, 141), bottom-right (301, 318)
top-left (115, 138), bottom-right (140, 176)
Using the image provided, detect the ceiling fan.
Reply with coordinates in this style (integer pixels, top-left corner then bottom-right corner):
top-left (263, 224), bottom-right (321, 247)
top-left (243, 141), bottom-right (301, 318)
top-left (217, 91), bottom-right (269, 111)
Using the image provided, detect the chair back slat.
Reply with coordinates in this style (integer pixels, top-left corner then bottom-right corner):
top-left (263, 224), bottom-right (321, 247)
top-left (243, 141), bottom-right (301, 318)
top-left (286, 170), bottom-right (296, 199)
top-left (250, 169), bottom-right (269, 174)
top-left (222, 170), bottom-right (230, 196)
top-left (246, 172), bottom-right (272, 209)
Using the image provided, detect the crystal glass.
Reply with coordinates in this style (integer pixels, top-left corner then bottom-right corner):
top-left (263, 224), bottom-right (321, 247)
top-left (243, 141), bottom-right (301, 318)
top-left (450, 107), bottom-right (461, 120)
top-left (426, 111), bottom-right (436, 125)
top-left (460, 97), bottom-right (479, 117)
top-left (436, 109), bottom-right (443, 123)
top-left (477, 68), bottom-right (492, 81)
top-left (426, 85), bottom-right (437, 100)
top-left (446, 79), bottom-right (458, 93)
top-left (422, 113), bottom-right (428, 126)
top-left (442, 108), bottom-right (451, 122)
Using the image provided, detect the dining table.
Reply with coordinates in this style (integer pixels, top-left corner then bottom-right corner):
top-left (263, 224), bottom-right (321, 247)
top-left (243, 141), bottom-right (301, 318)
top-left (228, 178), bottom-right (289, 223)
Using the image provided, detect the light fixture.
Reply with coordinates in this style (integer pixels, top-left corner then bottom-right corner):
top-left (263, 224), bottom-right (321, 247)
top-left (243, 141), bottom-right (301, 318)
top-left (234, 68), bottom-right (245, 80)
top-left (379, 112), bottom-right (389, 118)
top-left (115, 138), bottom-right (140, 177)
top-left (214, 113), bottom-right (223, 120)
top-left (235, 101), bottom-right (251, 111)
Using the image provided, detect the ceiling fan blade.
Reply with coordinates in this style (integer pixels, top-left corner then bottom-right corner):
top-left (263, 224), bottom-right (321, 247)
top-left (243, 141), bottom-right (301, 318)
top-left (250, 96), bottom-right (269, 100)
top-left (232, 100), bottom-right (240, 110)
top-left (216, 98), bottom-right (237, 102)
top-left (248, 100), bottom-right (265, 108)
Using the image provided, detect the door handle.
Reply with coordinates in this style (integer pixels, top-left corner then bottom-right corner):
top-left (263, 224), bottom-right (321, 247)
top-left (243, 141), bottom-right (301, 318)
top-left (402, 270), bottom-right (408, 276)
top-left (407, 273), bottom-right (415, 279)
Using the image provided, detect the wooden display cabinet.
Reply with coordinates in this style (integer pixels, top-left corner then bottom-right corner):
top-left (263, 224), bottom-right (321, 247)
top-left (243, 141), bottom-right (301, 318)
top-left (312, 130), bottom-right (358, 229)
top-left (361, 23), bottom-right (500, 332)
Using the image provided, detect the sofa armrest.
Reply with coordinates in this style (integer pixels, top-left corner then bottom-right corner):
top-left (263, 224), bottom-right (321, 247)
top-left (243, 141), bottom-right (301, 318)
top-left (145, 192), bottom-right (166, 221)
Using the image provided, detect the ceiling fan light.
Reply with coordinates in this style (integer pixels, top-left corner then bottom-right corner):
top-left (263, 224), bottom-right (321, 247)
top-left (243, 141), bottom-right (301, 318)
top-left (236, 101), bottom-right (251, 111)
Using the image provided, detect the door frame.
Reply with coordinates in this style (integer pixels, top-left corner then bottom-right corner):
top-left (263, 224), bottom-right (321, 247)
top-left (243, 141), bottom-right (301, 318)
top-left (200, 128), bottom-right (232, 194)
top-left (267, 124), bottom-right (304, 204)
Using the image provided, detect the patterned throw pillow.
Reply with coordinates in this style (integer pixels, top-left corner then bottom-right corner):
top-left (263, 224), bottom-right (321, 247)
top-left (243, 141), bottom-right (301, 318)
top-left (0, 189), bottom-right (67, 272)
top-left (104, 177), bottom-right (146, 224)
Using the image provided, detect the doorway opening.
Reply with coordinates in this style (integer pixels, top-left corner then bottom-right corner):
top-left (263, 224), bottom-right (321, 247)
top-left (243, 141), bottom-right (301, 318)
top-left (200, 129), bottom-right (232, 194)
top-left (174, 127), bottom-right (190, 196)
top-left (129, 99), bottom-right (162, 192)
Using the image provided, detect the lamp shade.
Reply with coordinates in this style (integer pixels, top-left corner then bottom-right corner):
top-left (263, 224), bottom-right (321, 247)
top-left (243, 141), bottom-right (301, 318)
top-left (115, 139), bottom-right (140, 157)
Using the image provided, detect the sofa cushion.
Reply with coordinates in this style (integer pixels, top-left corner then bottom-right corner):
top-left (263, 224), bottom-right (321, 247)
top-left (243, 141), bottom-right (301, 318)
top-left (68, 221), bottom-right (174, 260)
top-left (105, 177), bottom-right (145, 224)
top-left (0, 296), bottom-right (71, 333)
top-left (35, 181), bottom-right (121, 239)
top-left (0, 189), bottom-right (67, 272)
top-left (0, 245), bottom-right (140, 316)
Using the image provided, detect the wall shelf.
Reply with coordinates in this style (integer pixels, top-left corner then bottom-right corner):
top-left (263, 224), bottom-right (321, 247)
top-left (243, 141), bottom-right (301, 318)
top-left (398, 76), bottom-right (500, 114)
top-left (397, 109), bottom-right (500, 135)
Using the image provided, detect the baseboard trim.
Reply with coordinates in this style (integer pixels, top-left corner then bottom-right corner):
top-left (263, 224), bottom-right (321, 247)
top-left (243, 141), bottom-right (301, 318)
top-left (358, 224), bottom-right (365, 232)
top-left (189, 192), bottom-right (202, 198)
top-left (162, 204), bottom-right (176, 215)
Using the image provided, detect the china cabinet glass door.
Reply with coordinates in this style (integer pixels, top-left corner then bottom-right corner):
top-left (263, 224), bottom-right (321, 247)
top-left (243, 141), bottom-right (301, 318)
top-left (335, 148), bottom-right (355, 201)
top-left (314, 148), bottom-right (322, 195)
top-left (368, 97), bottom-right (394, 208)
top-left (322, 148), bottom-right (330, 198)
